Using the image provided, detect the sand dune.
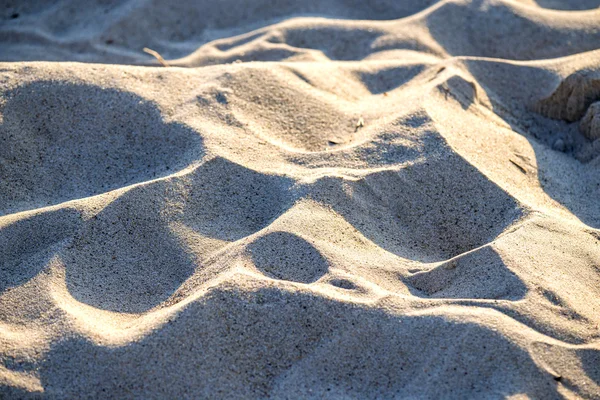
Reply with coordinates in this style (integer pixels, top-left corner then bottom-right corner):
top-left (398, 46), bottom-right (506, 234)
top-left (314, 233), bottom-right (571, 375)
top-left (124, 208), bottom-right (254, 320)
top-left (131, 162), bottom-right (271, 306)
top-left (0, 0), bottom-right (599, 398)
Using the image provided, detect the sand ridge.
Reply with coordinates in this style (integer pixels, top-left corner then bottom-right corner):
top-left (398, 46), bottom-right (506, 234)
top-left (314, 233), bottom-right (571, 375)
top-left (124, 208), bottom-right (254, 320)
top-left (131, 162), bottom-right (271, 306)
top-left (0, 0), bottom-right (600, 398)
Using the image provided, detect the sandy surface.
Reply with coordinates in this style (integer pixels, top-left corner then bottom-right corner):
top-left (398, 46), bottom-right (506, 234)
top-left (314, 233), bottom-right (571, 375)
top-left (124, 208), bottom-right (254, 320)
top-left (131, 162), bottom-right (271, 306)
top-left (1, 0), bottom-right (600, 398)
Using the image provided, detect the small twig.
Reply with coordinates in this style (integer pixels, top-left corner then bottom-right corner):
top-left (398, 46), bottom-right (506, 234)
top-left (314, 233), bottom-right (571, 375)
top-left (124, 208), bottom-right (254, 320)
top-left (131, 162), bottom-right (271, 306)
top-left (143, 47), bottom-right (169, 67)
top-left (355, 117), bottom-right (364, 132)
top-left (509, 159), bottom-right (527, 174)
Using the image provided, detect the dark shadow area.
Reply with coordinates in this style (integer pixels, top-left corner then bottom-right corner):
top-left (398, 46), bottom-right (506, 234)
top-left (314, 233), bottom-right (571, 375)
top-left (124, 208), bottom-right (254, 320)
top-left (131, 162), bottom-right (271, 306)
top-left (310, 127), bottom-right (523, 262)
top-left (282, 26), bottom-right (384, 62)
top-left (63, 182), bottom-right (198, 314)
top-left (358, 64), bottom-right (426, 95)
top-left (406, 246), bottom-right (527, 300)
top-left (530, 342), bottom-right (599, 396)
top-left (0, 207), bottom-right (82, 293)
top-left (464, 59), bottom-right (600, 228)
top-left (181, 157), bottom-right (296, 242)
top-left (248, 231), bottom-right (329, 283)
top-left (579, 348), bottom-right (600, 386)
top-left (0, 0), bottom-right (438, 63)
top-left (425, 0), bottom-right (600, 61)
top-left (438, 74), bottom-right (477, 110)
top-left (0, 81), bottom-right (204, 217)
top-left (329, 278), bottom-right (356, 290)
top-left (2, 0), bottom-right (597, 65)
top-left (31, 286), bottom-right (562, 398)
top-left (531, 0), bottom-right (600, 10)
top-left (62, 156), bottom-right (296, 313)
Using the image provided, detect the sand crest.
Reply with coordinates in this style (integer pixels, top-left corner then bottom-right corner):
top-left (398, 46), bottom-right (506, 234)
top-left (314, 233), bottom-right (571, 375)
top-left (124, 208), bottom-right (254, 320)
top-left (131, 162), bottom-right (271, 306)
top-left (0, 0), bottom-right (599, 398)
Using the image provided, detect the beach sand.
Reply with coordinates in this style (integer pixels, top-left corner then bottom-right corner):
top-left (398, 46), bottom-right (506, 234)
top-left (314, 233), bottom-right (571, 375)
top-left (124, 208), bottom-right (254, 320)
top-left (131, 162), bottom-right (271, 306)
top-left (0, 0), bottom-right (599, 398)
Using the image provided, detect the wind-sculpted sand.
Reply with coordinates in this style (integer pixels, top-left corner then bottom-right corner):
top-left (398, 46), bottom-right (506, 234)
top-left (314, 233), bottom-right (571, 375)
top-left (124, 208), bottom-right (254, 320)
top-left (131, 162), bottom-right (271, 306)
top-left (0, 0), bottom-right (599, 398)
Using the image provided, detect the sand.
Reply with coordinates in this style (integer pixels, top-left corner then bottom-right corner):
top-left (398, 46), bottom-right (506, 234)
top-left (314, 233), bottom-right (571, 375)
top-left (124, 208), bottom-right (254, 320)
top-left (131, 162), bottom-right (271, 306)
top-left (0, 0), bottom-right (599, 398)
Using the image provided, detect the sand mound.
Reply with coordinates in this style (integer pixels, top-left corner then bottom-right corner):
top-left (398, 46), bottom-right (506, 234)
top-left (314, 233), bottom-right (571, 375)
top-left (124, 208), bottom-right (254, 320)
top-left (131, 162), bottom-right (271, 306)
top-left (313, 148), bottom-right (524, 262)
top-left (1, 0), bottom-right (599, 398)
top-left (0, 81), bottom-right (203, 216)
top-left (406, 245), bottom-right (527, 299)
top-left (63, 183), bottom-right (198, 313)
top-left (32, 283), bottom-right (564, 399)
top-left (0, 208), bottom-right (82, 293)
top-left (179, 157), bottom-right (296, 240)
top-left (224, 68), bottom-right (362, 152)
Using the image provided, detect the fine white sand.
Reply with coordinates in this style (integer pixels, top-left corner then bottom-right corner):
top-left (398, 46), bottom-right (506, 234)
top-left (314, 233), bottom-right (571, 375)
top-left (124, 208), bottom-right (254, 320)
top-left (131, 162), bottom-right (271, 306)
top-left (1, 1), bottom-right (600, 398)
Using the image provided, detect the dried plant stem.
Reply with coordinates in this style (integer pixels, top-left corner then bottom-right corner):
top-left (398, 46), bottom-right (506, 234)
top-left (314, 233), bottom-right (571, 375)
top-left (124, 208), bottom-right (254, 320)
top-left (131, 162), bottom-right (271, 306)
top-left (143, 47), bottom-right (169, 67)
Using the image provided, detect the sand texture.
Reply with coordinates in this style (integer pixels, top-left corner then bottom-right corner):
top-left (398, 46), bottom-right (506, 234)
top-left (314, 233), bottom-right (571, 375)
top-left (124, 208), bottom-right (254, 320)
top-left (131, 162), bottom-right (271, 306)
top-left (1, 0), bottom-right (600, 398)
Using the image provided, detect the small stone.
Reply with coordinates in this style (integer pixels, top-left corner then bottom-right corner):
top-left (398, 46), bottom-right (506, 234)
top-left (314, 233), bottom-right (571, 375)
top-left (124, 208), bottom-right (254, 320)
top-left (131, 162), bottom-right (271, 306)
top-left (443, 260), bottom-right (457, 270)
top-left (215, 92), bottom-right (228, 105)
top-left (536, 71), bottom-right (600, 122)
top-left (552, 138), bottom-right (566, 152)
